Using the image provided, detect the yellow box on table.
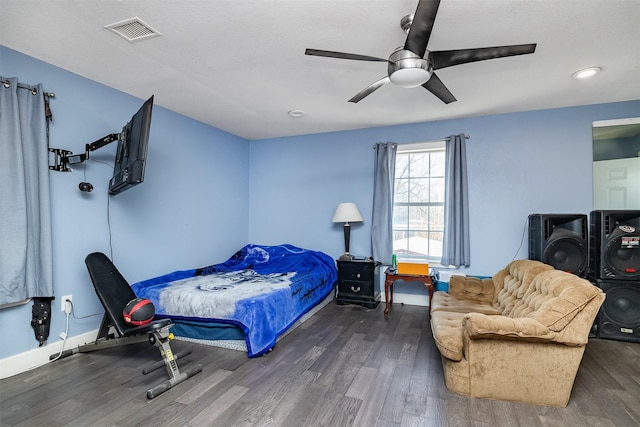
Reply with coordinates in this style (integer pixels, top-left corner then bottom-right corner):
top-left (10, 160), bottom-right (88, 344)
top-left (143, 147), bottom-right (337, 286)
top-left (396, 260), bottom-right (429, 275)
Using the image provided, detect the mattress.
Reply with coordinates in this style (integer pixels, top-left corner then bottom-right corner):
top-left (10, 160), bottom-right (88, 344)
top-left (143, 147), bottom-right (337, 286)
top-left (132, 244), bottom-right (337, 357)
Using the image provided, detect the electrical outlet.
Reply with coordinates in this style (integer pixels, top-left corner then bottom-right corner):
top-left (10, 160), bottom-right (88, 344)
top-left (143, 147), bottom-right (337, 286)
top-left (61, 294), bottom-right (72, 313)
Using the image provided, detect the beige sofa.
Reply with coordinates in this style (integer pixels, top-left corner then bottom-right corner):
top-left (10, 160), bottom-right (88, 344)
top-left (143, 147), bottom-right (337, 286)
top-left (430, 259), bottom-right (605, 407)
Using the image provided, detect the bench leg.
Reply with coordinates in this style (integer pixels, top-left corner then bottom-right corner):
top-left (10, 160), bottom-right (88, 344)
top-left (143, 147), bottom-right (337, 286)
top-left (146, 329), bottom-right (202, 399)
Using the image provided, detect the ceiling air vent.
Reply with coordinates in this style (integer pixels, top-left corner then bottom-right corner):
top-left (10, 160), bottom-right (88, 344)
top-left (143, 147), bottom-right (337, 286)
top-left (105, 17), bottom-right (162, 43)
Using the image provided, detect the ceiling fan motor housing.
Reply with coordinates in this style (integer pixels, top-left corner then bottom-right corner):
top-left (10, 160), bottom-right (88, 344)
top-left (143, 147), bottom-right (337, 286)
top-left (388, 48), bottom-right (433, 88)
top-left (304, 0), bottom-right (536, 103)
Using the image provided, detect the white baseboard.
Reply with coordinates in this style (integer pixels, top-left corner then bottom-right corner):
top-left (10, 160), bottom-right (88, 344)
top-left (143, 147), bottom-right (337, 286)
top-left (390, 292), bottom-right (429, 307)
top-left (0, 329), bottom-right (98, 379)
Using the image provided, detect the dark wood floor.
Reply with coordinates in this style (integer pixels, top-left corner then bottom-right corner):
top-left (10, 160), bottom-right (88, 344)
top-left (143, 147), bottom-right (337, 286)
top-left (1, 301), bottom-right (639, 427)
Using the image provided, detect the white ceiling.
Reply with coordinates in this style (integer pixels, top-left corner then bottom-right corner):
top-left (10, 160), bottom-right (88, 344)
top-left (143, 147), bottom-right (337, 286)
top-left (1, 0), bottom-right (639, 140)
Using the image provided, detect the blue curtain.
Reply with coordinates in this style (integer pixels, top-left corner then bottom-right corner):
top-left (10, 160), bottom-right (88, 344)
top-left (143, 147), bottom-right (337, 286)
top-left (441, 134), bottom-right (470, 267)
top-left (0, 77), bottom-right (53, 306)
top-left (371, 142), bottom-right (397, 264)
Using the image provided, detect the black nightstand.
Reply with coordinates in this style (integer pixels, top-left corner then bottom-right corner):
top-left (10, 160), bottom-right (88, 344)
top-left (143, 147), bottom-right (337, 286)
top-left (336, 259), bottom-right (381, 309)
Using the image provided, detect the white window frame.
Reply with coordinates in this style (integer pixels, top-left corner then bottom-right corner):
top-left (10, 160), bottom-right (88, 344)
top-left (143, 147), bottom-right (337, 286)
top-left (393, 140), bottom-right (446, 262)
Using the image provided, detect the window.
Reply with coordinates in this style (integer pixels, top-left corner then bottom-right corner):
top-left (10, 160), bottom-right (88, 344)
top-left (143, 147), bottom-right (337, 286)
top-left (392, 141), bottom-right (446, 261)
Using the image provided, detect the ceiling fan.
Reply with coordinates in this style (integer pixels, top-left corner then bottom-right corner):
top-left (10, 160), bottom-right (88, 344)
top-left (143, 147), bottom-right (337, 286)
top-left (305, 0), bottom-right (536, 104)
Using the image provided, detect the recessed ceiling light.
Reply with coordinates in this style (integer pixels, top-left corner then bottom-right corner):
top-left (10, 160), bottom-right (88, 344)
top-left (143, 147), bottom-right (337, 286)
top-left (288, 110), bottom-right (305, 118)
top-left (572, 67), bottom-right (601, 80)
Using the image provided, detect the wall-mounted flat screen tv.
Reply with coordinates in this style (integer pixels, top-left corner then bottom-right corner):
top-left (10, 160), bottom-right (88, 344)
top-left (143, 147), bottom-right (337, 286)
top-left (109, 95), bottom-right (154, 195)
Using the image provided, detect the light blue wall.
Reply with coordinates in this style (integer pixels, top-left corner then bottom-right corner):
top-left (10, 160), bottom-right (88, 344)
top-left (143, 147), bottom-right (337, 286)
top-left (249, 100), bottom-right (640, 285)
top-left (0, 46), bottom-right (250, 359)
top-left (2, 44), bottom-right (639, 360)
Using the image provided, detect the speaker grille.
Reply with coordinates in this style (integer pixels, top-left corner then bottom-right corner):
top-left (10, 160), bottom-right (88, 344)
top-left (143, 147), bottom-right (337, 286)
top-left (602, 227), bottom-right (640, 278)
top-left (595, 280), bottom-right (640, 343)
top-left (602, 286), bottom-right (640, 325)
top-left (543, 229), bottom-right (587, 275)
top-left (590, 210), bottom-right (640, 281)
top-left (528, 214), bottom-right (588, 277)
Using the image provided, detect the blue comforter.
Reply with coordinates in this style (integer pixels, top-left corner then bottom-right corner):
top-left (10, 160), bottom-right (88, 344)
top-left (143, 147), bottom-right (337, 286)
top-left (131, 244), bottom-right (337, 357)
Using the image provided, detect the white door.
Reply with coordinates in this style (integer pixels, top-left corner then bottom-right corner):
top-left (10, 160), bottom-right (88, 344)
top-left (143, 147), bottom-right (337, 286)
top-left (593, 157), bottom-right (640, 209)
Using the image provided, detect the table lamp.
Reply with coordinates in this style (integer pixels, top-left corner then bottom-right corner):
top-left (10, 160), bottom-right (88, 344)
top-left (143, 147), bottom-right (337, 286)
top-left (332, 202), bottom-right (363, 261)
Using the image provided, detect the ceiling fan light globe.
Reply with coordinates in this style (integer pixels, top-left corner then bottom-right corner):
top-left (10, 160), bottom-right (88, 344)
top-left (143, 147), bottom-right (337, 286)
top-left (390, 67), bottom-right (431, 88)
top-left (388, 49), bottom-right (432, 88)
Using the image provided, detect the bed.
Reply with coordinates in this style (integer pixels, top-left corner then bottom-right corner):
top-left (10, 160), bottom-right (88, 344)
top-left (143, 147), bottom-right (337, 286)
top-left (131, 244), bottom-right (337, 357)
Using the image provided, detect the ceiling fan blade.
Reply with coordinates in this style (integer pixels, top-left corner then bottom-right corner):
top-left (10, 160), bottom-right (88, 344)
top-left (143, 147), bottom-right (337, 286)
top-left (431, 44), bottom-right (537, 69)
top-left (422, 72), bottom-right (456, 104)
top-left (349, 76), bottom-right (390, 103)
top-left (404, 0), bottom-right (441, 58)
top-left (305, 48), bottom-right (388, 62)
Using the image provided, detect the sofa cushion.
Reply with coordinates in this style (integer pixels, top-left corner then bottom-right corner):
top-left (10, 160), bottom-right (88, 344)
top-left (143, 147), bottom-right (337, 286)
top-left (431, 292), bottom-right (502, 315)
top-left (447, 276), bottom-right (496, 304)
top-left (495, 260), bottom-right (554, 316)
top-left (522, 270), bottom-right (602, 332)
top-left (430, 311), bottom-right (467, 361)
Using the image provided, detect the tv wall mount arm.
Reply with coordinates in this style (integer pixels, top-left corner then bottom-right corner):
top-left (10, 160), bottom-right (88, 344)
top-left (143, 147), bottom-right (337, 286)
top-left (49, 133), bottom-right (120, 172)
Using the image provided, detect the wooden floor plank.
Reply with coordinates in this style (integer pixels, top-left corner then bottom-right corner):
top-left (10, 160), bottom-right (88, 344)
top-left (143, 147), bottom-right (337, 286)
top-left (345, 366), bottom-right (378, 400)
top-left (322, 395), bottom-right (361, 426)
top-left (265, 369), bottom-right (321, 425)
top-left (351, 356), bottom-right (396, 426)
top-left (378, 364), bottom-right (413, 425)
top-left (174, 368), bottom-right (233, 404)
top-left (186, 384), bottom-right (249, 426)
top-left (397, 328), bottom-right (421, 366)
top-left (1, 301), bottom-right (639, 426)
top-left (280, 382), bottom-right (329, 426)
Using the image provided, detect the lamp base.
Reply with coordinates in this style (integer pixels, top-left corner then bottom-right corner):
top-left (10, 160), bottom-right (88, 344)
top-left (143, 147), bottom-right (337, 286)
top-left (339, 253), bottom-right (354, 261)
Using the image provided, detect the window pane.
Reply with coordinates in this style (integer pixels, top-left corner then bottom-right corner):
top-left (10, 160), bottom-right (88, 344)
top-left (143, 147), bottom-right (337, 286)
top-left (393, 205), bottom-right (408, 226)
top-left (409, 153), bottom-right (428, 177)
top-left (429, 205), bottom-right (444, 230)
top-left (396, 155), bottom-right (409, 178)
top-left (430, 177), bottom-right (445, 202)
top-left (409, 206), bottom-right (428, 229)
top-left (410, 178), bottom-right (430, 203)
top-left (430, 152), bottom-right (445, 176)
top-left (427, 231), bottom-right (443, 257)
top-left (393, 230), bottom-right (444, 257)
top-left (392, 230), bottom-right (409, 254)
top-left (406, 231), bottom-right (428, 257)
top-left (393, 147), bottom-right (446, 260)
top-left (394, 178), bottom-right (409, 203)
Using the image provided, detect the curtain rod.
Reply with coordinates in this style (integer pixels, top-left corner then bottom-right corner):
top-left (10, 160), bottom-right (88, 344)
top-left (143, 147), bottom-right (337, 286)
top-left (372, 134), bottom-right (470, 149)
top-left (439, 134), bottom-right (470, 142)
top-left (1, 78), bottom-right (55, 98)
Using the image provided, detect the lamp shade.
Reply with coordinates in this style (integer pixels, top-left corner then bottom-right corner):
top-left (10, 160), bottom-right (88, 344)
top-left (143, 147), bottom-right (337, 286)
top-left (332, 202), bottom-right (363, 224)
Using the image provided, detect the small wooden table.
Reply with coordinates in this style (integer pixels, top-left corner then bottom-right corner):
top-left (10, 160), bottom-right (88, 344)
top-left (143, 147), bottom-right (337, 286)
top-left (384, 268), bottom-right (434, 316)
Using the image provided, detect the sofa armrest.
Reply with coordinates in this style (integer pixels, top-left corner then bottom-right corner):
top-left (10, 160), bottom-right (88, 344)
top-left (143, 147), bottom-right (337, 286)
top-left (462, 312), bottom-right (556, 342)
top-left (448, 276), bottom-right (496, 304)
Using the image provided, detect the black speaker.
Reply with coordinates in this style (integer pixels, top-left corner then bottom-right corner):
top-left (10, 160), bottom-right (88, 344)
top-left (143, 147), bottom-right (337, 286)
top-left (589, 210), bottom-right (640, 281)
top-left (528, 214), bottom-right (588, 277)
top-left (594, 279), bottom-right (640, 343)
